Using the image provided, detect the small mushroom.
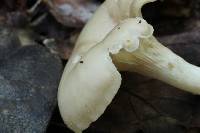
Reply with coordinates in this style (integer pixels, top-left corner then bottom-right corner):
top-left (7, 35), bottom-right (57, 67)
top-left (58, 0), bottom-right (200, 132)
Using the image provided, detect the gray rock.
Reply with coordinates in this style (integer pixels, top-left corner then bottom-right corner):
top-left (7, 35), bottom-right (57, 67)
top-left (0, 45), bottom-right (62, 133)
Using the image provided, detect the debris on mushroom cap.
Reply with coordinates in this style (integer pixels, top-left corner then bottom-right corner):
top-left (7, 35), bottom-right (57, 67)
top-left (58, 0), bottom-right (200, 132)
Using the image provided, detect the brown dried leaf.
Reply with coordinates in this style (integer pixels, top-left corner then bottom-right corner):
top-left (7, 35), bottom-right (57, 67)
top-left (45, 0), bottom-right (99, 27)
top-left (85, 29), bottom-right (200, 133)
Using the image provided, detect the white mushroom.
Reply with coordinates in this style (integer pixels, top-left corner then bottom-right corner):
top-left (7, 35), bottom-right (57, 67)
top-left (58, 0), bottom-right (200, 132)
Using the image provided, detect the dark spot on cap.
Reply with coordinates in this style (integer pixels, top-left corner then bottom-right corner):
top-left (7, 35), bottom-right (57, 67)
top-left (138, 20), bottom-right (142, 24)
top-left (118, 27), bottom-right (120, 29)
top-left (80, 61), bottom-right (84, 64)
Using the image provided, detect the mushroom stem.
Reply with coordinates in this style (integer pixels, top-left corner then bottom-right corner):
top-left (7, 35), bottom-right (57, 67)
top-left (113, 36), bottom-right (200, 94)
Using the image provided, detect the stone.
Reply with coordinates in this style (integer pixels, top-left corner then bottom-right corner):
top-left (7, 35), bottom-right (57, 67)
top-left (0, 45), bottom-right (62, 133)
